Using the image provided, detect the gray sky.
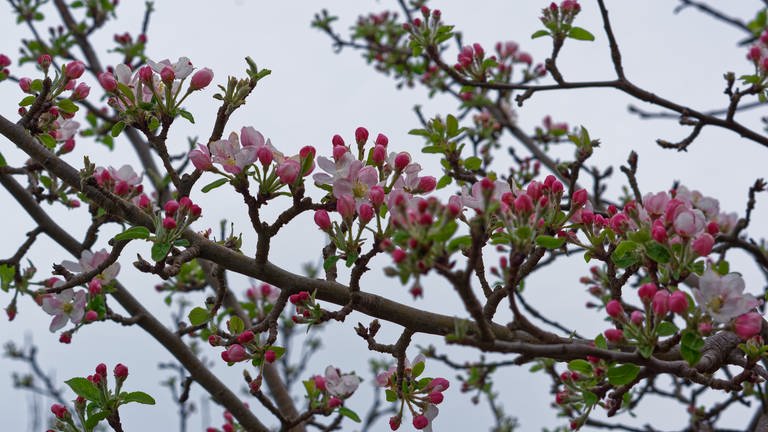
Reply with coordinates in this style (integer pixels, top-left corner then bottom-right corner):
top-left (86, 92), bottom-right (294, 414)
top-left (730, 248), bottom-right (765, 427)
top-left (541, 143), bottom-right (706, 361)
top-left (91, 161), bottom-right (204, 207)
top-left (1, 1), bottom-right (767, 431)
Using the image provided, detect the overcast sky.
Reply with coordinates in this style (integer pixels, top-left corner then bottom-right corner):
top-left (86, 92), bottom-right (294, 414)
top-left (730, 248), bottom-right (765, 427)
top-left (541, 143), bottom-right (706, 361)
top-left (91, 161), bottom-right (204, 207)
top-left (1, 1), bottom-right (767, 431)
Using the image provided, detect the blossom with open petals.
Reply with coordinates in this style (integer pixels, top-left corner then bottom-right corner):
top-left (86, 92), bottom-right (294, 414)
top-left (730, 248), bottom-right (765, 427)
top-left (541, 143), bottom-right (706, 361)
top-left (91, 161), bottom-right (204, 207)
top-left (692, 269), bottom-right (759, 323)
top-left (41, 289), bottom-right (86, 332)
top-left (61, 249), bottom-right (121, 283)
top-left (210, 132), bottom-right (257, 174)
top-left (147, 57), bottom-right (194, 79)
top-left (324, 366), bottom-right (361, 397)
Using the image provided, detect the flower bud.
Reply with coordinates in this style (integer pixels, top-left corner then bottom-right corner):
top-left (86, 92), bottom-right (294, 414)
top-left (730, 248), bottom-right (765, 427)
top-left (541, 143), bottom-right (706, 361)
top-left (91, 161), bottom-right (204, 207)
top-left (114, 363), bottom-right (129, 380)
top-left (605, 299), bottom-right (624, 319)
top-left (65, 61), bottom-right (85, 79)
top-left (394, 152), bottom-right (410, 171)
top-left (355, 127), bottom-right (369, 145)
top-left (668, 291), bottom-right (689, 315)
top-left (160, 65), bottom-right (175, 83)
top-left (734, 312), bottom-right (762, 340)
top-left (190, 67), bottom-right (214, 90)
top-left (314, 210), bottom-right (332, 231)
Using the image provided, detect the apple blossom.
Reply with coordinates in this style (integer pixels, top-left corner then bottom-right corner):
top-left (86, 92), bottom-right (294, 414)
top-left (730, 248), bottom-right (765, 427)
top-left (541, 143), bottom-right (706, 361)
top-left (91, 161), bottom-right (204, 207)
top-left (41, 289), bottom-right (87, 332)
top-left (693, 270), bottom-right (759, 323)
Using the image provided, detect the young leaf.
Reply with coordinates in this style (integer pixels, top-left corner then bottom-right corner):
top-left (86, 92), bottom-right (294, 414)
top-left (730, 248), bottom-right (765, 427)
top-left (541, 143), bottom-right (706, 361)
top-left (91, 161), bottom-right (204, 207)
top-left (568, 27), bottom-right (595, 41)
top-left (111, 121), bottom-right (125, 137)
top-left (151, 242), bottom-right (172, 262)
top-left (607, 364), bottom-right (640, 385)
top-left (464, 156), bottom-right (482, 171)
top-left (201, 178), bottom-right (229, 193)
top-left (188, 307), bottom-right (209, 326)
top-left (113, 226), bottom-right (150, 241)
top-left (338, 407), bottom-right (361, 423)
top-left (535, 235), bottom-right (566, 249)
top-left (121, 391), bottom-right (156, 405)
top-left (65, 377), bottom-right (101, 402)
top-left (531, 29), bottom-right (550, 39)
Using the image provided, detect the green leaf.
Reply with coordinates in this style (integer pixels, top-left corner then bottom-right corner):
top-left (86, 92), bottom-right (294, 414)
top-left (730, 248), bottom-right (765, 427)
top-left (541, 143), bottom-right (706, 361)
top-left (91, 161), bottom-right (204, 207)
top-left (188, 307), bottom-right (209, 326)
top-left (228, 316), bottom-right (245, 334)
top-left (111, 121), bottom-right (125, 137)
top-left (638, 344), bottom-right (654, 359)
top-left (446, 114), bottom-right (459, 137)
top-left (568, 359), bottom-right (592, 375)
top-left (201, 178), bottom-right (229, 193)
top-left (37, 134), bottom-right (57, 149)
top-left (464, 156), bottom-right (482, 171)
top-left (148, 116), bottom-right (160, 131)
top-left (680, 329), bottom-right (704, 365)
top-left (65, 377), bottom-right (101, 402)
top-left (447, 235), bottom-right (472, 252)
top-left (594, 333), bottom-right (607, 350)
top-left (385, 389), bottom-right (398, 402)
top-left (607, 364), bottom-right (640, 386)
top-left (568, 26), bottom-right (595, 41)
top-left (19, 95), bottom-right (36, 106)
top-left (85, 411), bottom-right (109, 429)
top-left (655, 321), bottom-right (678, 337)
top-left (265, 346), bottom-right (286, 360)
top-left (582, 390), bottom-right (598, 406)
top-left (436, 174), bottom-right (452, 190)
top-left (531, 29), bottom-right (550, 39)
top-left (408, 128), bottom-right (430, 137)
top-left (430, 220), bottom-right (457, 242)
top-left (535, 235), bottom-right (566, 249)
top-left (121, 391), bottom-right (156, 405)
top-left (611, 240), bottom-right (640, 268)
top-left (0, 152), bottom-right (6, 168)
top-left (178, 109), bottom-right (195, 123)
top-left (30, 79), bottom-right (43, 92)
top-left (151, 242), bottom-right (172, 262)
top-left (0, 264), bottom-right (14, 292)
top-left (645, 241), bottom-right (670, 264)
top-left (57, 99), bottom-right (79, 114)
top-left (114, 226), bottom-right (150, 241)
top-left (412, 360), bottom-right (425, 378)
top-left (323, 255), bottom-right (340, 270)
top-left (338, 407), bottom-right (361, 423)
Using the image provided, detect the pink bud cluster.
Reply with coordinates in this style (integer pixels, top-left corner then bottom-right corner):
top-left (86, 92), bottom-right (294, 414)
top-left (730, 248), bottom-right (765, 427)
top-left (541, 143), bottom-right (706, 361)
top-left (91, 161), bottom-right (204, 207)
top-left (747, 30), bottom-right (768, 75)
top-left (0, 53), bottom-right (11, 79)
top-left (376, 355), bottom-right (447, 431)
top-left (540, 1), bottom-right (582, 33)
top-left (289, 291), bottom-right (315, 323)
top-left (161, 197), bottom-right (202, 231)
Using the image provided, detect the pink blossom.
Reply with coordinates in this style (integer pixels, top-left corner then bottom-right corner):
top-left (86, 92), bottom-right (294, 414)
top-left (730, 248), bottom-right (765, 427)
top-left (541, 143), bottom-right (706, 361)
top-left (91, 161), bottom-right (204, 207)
top-left (324, 366), bottom-right (361, 397)
top-left (210, 132), bottom-right (257, 174)
top-left (693, 270), bottom-right (759, 323)
top-left (71, 82), bottom-right (90, 100)
top-left (222, 344), bottom-right (249, 362)
top-left (336, 194), bottom-right (356, 220)
top-left (642, 191), bottom-right (670, 217)
top-left (734, 312), bottom-right (763, 339)
top-left (41, 289), bottom-right (87, 332)
top-left (147, 57), bottom-right (194, 79)
top-left (673, 208), bottom-right (705, 237)
top-left (691, 233), bottom-right (714, 256)
top-left (604, 328), bottom-right (623, 342)
top-left (460, 179), bottom-right (511, 212)
top-left (56, 120), bottom-right (79, 142)
top-left (61, 248), bottom-right (120, 283)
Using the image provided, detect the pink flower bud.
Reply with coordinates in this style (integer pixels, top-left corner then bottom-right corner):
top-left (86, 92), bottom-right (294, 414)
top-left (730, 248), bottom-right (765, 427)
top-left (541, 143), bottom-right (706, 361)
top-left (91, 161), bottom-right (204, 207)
top-left (651, 224), bottom-right (667, 243)
top-left (428, 392), bottom-right (444, 404)
top-left (160, 66), bottom-right (175, 83)
top-left (354, 127), bottom-right (369, 145)
top-left (331, 192), bottom-right (356, 221)
top-left (572, 189), bottom-right (588, 207)
top-left (190, 204), bottom-right (202, 217)
top-left (114, 363), bottom-right (129, 380)
top-left (37, 54), bottom-right (51, 69)
top-left (392, 248), bottom-right (407, 264)
top-left (668, 291), bottom-right (689, 315)
top-left (88, 278), bottom-right (102, 295)
top-left (164, 199), bottom-right (180, 215)
top-left (372, 145), bottom-right (387, 165)
top-left (314, 375), bottom-right (327, 391)
top-left (605, 299), bottom-right (624, 319)
top-left (237, 331), bottom-right (254, 344)
top-left (222, 344), bottom-right (249, 363)
top-left (517, 52), bottom-right (533, 65)
top-left (415, 176), bottom-right (436, 194)
top-left (179, 196), bottom-right (192, 209)
top-left (413, 415), bottom-right (429, 430)
top-left (698, 321), bottom-right (713, 335)
top-left (276, 159), bottom-right (300, 184)
top-left (328, 396), bottom-right (342, 408)
top-left (394, 152), bottom-right (410, 171)
top-left (65, 61), bottom-right (85, 79)
top-left (331, 134), bottom-right (345, 147)
top-left (638, 283), bottom-right (657, 302)
top-left (138, 65), bottom-right (153, 83)
top-left (264, 349), bottom-right (276, 363)
top-left (64, 79), bottom-right (76, 91)
top-left (604, 328), bottom-right (623, 343)
top-left (734, 312), bottom-right (763, 340)
top-left (300, 145), bottom-right (316, 159)
top-left (691, 233), bottom-right (714, 256)
top-left (72, 82), bottom-right (90, 100)
top-left (630, 311), bottom-right (644, 325)
top-left (358, 203), bottom-right (374, 224)
top-left (652, 291), bottom-right (669, 316)
top-left (314, 209), bottom-right (332, 231)
top-left (96, 363), bottom-right (107, 377)
top-left (369, 185), bottom-right (385, 207)
top-left (85, 310), bottom-right (98, 322)
top-left (162, 217), bottom-right (177, 230)
top-left (389, 416), bottom-right (402, 431)
top-left (59, 332), bottom-right (72, 343)
top-left (137, 194), bottom-right (151, 209)
top-left (61, 138), bottom-right (75, 154)
top-left (19, 77), bottom-right (31, 93)
top-left (375, 133), bottom-right (388, 147)
top-left (190, 67), bottom-right (214, 90)
top-left (51, 404), bottom-right (68, 419)
top-left (113, 181), bottom-right (130, 196)
top-left (514, 194), bottom-right (533, 214)
top-left (256, 146), bottom-right (273, 166)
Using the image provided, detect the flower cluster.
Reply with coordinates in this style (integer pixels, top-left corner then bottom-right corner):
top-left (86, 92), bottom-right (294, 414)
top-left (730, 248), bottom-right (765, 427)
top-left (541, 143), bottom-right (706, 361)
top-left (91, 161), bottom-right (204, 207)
top-left (376, 355), bottom-right (448, 431)
top-left (303, 366), bottom-right (362, 414)
top-left (538, 1), bottom-right (583, 38)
